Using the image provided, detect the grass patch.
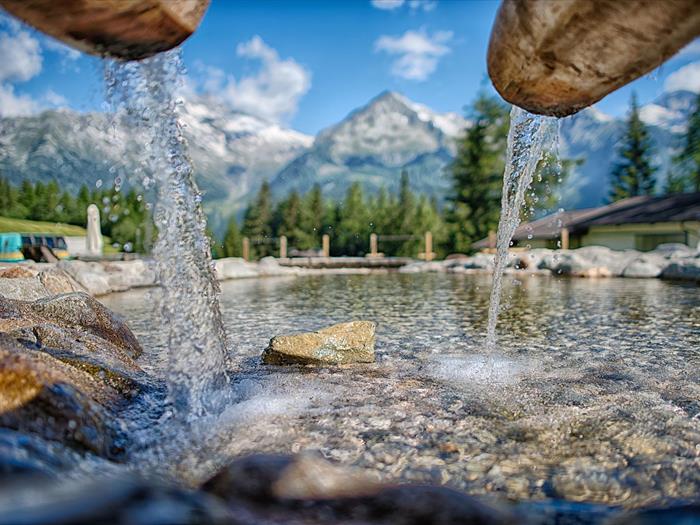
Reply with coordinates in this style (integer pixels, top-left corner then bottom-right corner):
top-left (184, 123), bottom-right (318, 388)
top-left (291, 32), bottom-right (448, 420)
top-left (0, 216), bottom-right (87, 236)
top-left (0, 216), bottom-right (120, 254)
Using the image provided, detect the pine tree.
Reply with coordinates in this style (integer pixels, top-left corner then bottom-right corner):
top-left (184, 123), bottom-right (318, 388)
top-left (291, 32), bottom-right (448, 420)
top-left (335, 182), bottom-right (369, 256)
top-left (609, 92), bottom-right (657, 202)
top-left (670, 92), bottom-right (700, 192)
top-left (299, 184), bottom-right (325, 249)
top-left (242, 180), bottom-right (273, 258)
top-left (446, 92), bottom-right (509, 253)
top-left (222, 215), bottom-right (242, 257)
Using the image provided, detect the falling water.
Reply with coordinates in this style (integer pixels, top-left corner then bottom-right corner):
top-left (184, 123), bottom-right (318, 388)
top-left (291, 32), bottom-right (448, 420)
top-left (485, 107), bottom-right (558, 350)
top-left (104, 51), bottom-right (229, 419)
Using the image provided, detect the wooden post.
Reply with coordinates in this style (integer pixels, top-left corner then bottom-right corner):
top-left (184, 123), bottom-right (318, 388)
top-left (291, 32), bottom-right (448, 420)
top-left (279, 235), bottom-right (287, 258)
top-left (322, 234), bottom-right (330, 257)
top-left (242, 237), bottom-right (250, 261)
top-left (560, 227), bottom-right (570, 250)
top-left (369, 233), bottom-right (378, 257)
top-left (424, 231), bottom-right (434, 261)
top-left (488, 230), bottom-right (496, 250)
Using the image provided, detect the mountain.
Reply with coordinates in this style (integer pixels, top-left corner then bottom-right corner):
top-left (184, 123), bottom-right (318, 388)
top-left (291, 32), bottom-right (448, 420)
top-left (0, 97), bottom-right (312, 233)
top-left (0, 89), bottom-right (694, 232)
top-left (557, 91), bottom-right (691, 208)
top-left (269, 91), bottom-right (467, 201)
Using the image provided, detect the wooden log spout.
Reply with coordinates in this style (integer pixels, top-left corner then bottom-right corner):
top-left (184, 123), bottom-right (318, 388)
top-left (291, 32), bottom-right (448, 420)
top-left (0, 0), bottom-right (209, 61)
top-left (487, 0), bottom-right (700, 117)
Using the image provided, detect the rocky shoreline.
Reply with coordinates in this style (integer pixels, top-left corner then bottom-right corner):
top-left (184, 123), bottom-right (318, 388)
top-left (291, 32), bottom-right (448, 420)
top-left (0, 244), bottom-right (697, 300)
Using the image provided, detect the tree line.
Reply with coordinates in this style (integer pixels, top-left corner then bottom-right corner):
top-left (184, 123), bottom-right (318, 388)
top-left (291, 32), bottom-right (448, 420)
top-left (2, 90), bottom-right (697, 258)
top-left (610, 91), bottom-right (700, 200)
top-left (0, 178), bottom-right (152, 253)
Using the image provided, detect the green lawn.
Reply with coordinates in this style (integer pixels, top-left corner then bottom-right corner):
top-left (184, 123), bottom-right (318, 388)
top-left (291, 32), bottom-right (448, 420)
top-left (0, 216), bottom-right (87, 235)
top-left (0, 216), bottom-right (120, 254)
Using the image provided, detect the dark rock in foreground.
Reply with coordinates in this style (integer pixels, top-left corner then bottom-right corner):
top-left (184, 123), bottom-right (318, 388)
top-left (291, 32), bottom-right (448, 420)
top-left (262, 321), bottom-right (376, 365)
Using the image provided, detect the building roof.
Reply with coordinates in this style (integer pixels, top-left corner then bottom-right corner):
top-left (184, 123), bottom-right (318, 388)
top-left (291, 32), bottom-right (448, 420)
top-left (473, 192), bottom-right (700, 248)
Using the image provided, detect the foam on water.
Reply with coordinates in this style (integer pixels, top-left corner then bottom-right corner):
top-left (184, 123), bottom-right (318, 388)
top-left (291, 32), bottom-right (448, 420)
top-left (486, 107), bottom-right (558, 350)
top-left (104, 51), bottom-right (229, 419)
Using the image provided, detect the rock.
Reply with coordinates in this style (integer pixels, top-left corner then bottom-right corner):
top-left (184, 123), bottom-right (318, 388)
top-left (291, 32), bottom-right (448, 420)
top-left (204, 453), bottom-right (517, 525)
top-left (610, 505), bottom-right (700, 525)
top-left (622, 255), bottom-right (665, 278)
top-left (653, 243), bottom-right (695, 258)
top-left (205, 452), bottom-right (381, 502)
top-left (9, 324), bottom-right (144, 398)
top-left (101, 260), bottom-right (158, 292)
top-left (398, 261), bottom-right (446, 274)
top-left (0, 293), bottom-right (142, 359)
top-left (58, 261), bottom-right (111, 296)
top-left (0, 334), bottom-right (123, 458)
top-left (262, 321), bottom-right (376, 365)
top-left (0, 267), bottom-right (36, 278)
top-left (0, 476), bottom-right (233, 525)
top-left (37, 269), bottom-right (85, 295)
top-left (0, 278), bottom-right (51, 301)
top-left (661, 257), bottom-right (700, 282)
top-left (213, 257), bottom-right (258, 280)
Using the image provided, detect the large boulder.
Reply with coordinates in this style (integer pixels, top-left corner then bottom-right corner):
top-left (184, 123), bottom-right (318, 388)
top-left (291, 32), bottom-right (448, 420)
top-left (0, 476), bottom-right (233, 525)
top-left (58, 260), bottom-right (158, 296)
top-left (213, 258), bottom-right (258, 280)
top-left (0, 267), bottom-right (85, 301)
top-left (622, 254), bottom-right (666, 279)
top-left (204, 453), bottom-right (517, 525)
top-left (57, 261), bottom-right (112, 296)
top-left (262, 321), bottom-right (376, 365)
top-left (0, 293), bottom-right (142, 359)
top-left (661, 257), bottom-right (700, 282)
top-left (0, 334), bottom-right (124, 458)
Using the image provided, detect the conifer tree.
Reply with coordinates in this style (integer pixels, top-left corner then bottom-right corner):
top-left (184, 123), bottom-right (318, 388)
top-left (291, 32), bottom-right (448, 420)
top-left (299, 184), bottom-right (325, 249)
top-left (335, 182), bottom-right (369, 256)
top-left (222, 215), bottom-right (242, 257)
top-left (609, 92), bottom-right (657, 202)
top-left (446, 92), bottom-right (509, 253)
top-left (670, 92), bottom-right (700, 192)
top-left (242, 180), bottom-right (273, 258)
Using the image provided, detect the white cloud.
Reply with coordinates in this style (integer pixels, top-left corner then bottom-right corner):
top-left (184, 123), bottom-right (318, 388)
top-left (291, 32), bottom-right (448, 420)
top-left (674, 38), bottom-right (700, 60)
top-left (372, 0), bottom-right (405, 9)
top-left (43, 36), bottom-right (81, 60)
top-left (0, 27), bottom-right (42, 82)
top-left (196, 36), bottom-right (311, 123)
top-left (374, 29), bottom-right (452, 81)
top-left (0, 84), bottom-right (39, 116)
top-left (371, 0), bottom-right (437, 11)
top-left (664, 61), bottom-right (700, 93)
top-left (43, 88), bottom-right (68, 108)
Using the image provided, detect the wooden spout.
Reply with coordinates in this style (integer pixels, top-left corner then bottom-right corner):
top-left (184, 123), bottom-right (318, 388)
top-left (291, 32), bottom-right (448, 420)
top-left (487, 0), bottom-right (700, 117)
top-left (0, 0), bottom-right (209, 61)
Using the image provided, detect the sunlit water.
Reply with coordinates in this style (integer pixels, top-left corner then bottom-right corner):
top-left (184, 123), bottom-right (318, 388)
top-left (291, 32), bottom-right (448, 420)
top-left (102, 273), bottom-right (700, 510)
top-left (486, 108), bottom-right (559, 350)
top-left (104, 51), bottom-right (229, 420)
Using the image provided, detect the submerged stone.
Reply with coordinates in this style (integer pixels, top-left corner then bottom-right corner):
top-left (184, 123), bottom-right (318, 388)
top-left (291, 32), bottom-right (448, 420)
top-left (262, 321), bottom-right (376, 365)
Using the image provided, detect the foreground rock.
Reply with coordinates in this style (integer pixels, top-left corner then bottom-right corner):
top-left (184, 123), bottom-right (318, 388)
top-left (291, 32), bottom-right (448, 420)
top-left (0, 266), bottom-right (85, 301)
top-left (0, 293), bottom-right (142, 359)
top-left (204, 453), bottom-right (518, 525)
top-left (0, 292), bottom-right (145, 459)
top-left (0, 334), bottom-right (125, 459)
top-left (262, 321), bottom-right (376, 365)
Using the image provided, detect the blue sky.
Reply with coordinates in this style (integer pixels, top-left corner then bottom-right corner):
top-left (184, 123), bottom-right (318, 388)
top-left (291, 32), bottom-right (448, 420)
top-left (1, 0), bottom-right (699, 135)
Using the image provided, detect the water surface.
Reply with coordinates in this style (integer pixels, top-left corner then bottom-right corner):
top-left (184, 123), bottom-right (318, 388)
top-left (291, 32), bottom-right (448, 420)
top-left (103, 273), bottom-right (700, 509)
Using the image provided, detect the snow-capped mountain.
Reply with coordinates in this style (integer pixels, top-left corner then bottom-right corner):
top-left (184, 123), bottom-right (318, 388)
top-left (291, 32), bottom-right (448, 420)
top-left (0, 96), bottom-right (312, 232)
top-left (270, 91), bottom-right (467, 200)
top-left (557, 90), bottom-right (692, 208)
top-left (0, 88), bottom-right (694, 232)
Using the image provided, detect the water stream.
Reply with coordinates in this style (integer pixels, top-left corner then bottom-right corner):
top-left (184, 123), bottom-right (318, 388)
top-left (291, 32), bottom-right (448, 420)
top-left (104, 51), bottom-right (229, 419)
top-left (486, 107), bottom-right (559, 350)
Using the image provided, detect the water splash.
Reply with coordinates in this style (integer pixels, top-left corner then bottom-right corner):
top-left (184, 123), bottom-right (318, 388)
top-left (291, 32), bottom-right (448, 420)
top-left (104, 51), bottom-right (229, 418)
top-left (486, 107), bottom-right (558, 350)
